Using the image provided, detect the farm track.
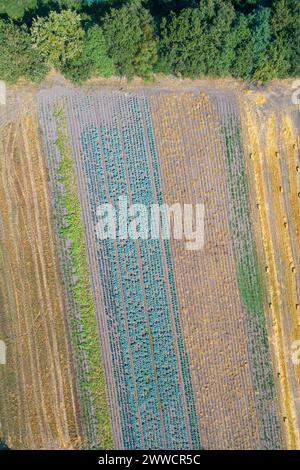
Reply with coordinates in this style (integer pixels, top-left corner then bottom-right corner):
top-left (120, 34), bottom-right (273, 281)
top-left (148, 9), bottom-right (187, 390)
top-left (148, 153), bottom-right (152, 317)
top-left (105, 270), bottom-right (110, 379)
top-left (0, 101), bottom-right (82, 449)
top-left (241, 98), bottom-right (300, 449)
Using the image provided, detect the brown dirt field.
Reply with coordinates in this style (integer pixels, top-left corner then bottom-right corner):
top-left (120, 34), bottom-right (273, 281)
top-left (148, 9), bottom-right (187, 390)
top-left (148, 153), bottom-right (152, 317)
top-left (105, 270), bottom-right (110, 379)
top-left (150, 92), bottom-right (262, 449)
top-left (0, 103), bottom-right (82, 449)
top-left (241, 97), bottom-right (300, 449)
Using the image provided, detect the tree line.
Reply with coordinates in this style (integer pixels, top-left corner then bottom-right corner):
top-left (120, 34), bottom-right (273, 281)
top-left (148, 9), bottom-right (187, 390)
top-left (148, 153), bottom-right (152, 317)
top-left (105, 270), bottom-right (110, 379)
top-left (0, 0), bottom-right (299, 84)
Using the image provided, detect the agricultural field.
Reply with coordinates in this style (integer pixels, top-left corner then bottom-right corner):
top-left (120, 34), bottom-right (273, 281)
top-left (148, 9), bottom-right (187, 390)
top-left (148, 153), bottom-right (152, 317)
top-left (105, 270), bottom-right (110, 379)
top-left (0, 94), bottom-right (82, 449)
top-left (0, 80), bottom-right (300, 450)
top-left (37, 89), bottom-right (201, 450)
top-left (241, 92), bottom-right (300, 449)
top-left (151, 90), bottom-right (281, 449)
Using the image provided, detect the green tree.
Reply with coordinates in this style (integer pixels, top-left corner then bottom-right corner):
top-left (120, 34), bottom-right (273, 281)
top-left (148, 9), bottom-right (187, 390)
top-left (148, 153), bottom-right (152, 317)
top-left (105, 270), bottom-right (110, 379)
top-left (272, 0), bottom-right (293, 36)
top-left (201, 0), bottom-right (237, 76)
top-left (272, 0), bottom-right (300, 76)
top-left (289, 0), bottom-right (300, 76)
top-left (40, 0), bottom-right (83, 11)
top-left (31, 10), bottom-right (85, 70)
top-left (253, 36), bottom-right (290, 81)
top-left (63, 25), bottom-right (115, 82)
top-left (103, 1), bottom-right (157, 79)
top-left (83, 25), bottom-right (115, 76)
top-left (157, 0), bottom-right (236, 77)
top-left (0, 0), bottom-right (37, 19)
top-left (57, 0), bottom-right (83, 8)
top-left (0, 19), bottom-right (48, 83)
top-left (157, 9), bottom-right (206, 76)
top-left (230, 7), bottom-right (288, 81)
top-left (230, 14), bottom-right (253, 79)
top-left (251, 8), bottom-right (273, 70)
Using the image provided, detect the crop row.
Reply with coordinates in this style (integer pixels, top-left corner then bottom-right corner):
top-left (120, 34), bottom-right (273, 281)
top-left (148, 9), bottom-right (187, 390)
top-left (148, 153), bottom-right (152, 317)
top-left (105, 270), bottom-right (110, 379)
top-left (37, 94), bottom-right (113, 449)
top-left (216, 93), bottom-right (283, 449)
top-left (150, 91), bottom-right (264, 448)
top-left (57, 90), bottom-right (201, 449)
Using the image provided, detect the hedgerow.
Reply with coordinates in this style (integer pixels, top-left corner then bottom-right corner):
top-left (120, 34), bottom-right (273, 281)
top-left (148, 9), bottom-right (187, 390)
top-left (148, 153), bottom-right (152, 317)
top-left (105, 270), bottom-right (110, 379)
top-left (0, 1), bottom-right (298, 83)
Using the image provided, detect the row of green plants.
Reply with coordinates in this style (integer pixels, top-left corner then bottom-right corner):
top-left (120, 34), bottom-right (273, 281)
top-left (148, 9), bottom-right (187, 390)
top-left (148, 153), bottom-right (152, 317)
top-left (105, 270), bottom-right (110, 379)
top-left (0, 0), bottom-right (299, 84)
top-left (221, 114), bottom-right (282, 447)
top-left (54, 104), bottom-right (113, 449)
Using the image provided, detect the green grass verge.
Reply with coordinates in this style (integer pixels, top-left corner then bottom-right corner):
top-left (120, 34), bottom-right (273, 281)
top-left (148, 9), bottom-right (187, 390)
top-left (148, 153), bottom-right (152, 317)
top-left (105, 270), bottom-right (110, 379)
top-left (221, 115), bottom-right (280, 407)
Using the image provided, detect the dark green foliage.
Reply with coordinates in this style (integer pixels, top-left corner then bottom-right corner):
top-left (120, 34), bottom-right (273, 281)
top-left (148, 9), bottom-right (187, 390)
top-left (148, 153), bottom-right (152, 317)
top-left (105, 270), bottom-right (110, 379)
top-left (272, 0), bottom-right (292, 35)
top-left (103, 2), bottom-right (156, 78)
top-left (289, 2), bottom-right (300, 76)
top-left (83, 25), bottom-right (115, 76)
top-left (60, 50), bottom-right (92, 83)
top-left (229, 14), bottom-right (253, 79)
top-left (0, 0), bottom-right (37, 19)
top-left (251, 8), bottom-right (272, 68)
top-left (0, 0), bottom-right (298, 83)
top-left (157, 1), bottom-right (236, 77)
top-left (39, 0), bottom-right (82, 12)
top-left (103, 1), bottom-right (157, 79)
top-left (0, 19), bottom-right (48, 83)
top-left (57, 0), bottom-right (82, 8)
top-left (85, 0), bottom-right (109, 4)
top-left (232, 7), bottom-right (272, 80)
top-left (145, 1), bottom-right (198, 15)
top-left (231, 6), bottom-right (290, 81)
top-left (272, 0), bottom-right (300, 76)
top-left (62, 25), bottom-right (115, 82)
top-left (253, 36), bottom-right (290, 81)
top-left (232, 0), bottom-right (272, 14)
top-left (157, 10), bottom-right (203, 76)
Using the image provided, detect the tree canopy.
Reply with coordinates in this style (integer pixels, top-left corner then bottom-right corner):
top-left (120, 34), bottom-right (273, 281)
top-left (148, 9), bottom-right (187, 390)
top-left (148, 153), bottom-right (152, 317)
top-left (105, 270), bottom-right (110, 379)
top-left (0, 19), bottom-right (48, 83)
top-left (0, 0), bottom-right (298, 83)
top-left (31, 10), bottom-right (85, 69)
top-left (0, 0), bottom-right (37, 19)
top-left (272, 0), bottom-right (300, 76)
top-left (62, 24), bottom-right (115, 82)
top-left (157, 0), bottom-right (236, 77)
top-left (103, 2), bottom-right (157, 79)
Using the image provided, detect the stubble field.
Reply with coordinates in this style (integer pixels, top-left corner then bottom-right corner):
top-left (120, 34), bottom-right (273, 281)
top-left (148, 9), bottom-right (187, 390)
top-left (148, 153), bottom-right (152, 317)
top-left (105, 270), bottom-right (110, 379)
top-left (0, 96), bottom-right (82, 449)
